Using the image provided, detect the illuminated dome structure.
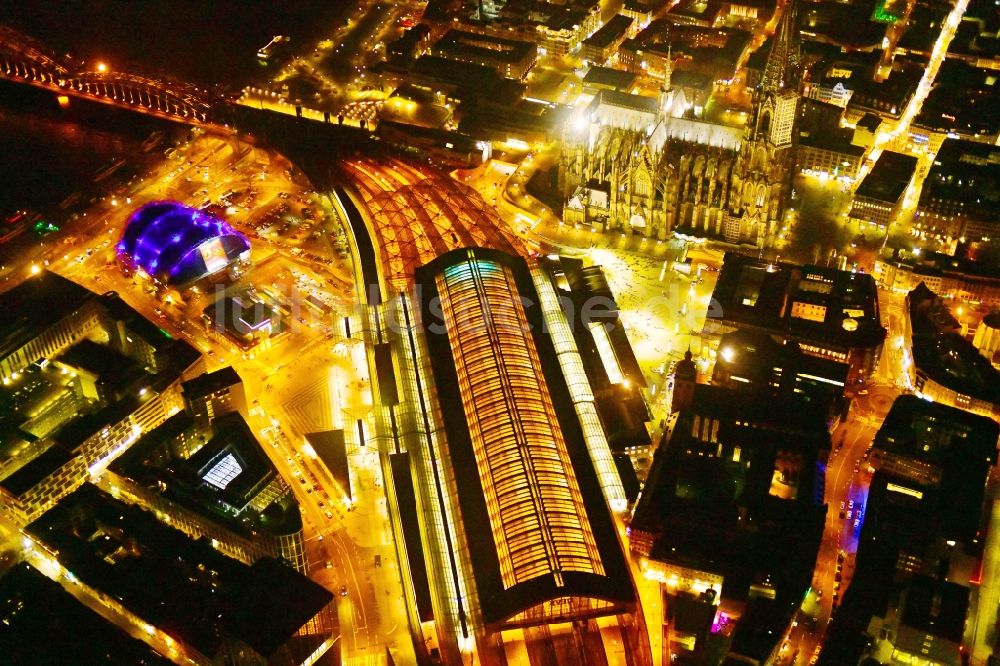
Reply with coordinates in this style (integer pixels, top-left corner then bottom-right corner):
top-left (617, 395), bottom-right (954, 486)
top-left (118, 202), bottom-right (250, 286)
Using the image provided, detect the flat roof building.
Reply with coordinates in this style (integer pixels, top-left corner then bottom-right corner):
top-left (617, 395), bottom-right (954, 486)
top-left (821, 396), bottom-right (998, 664)
top-left (915, 138), bottom-right (1000, 246)
top-left (630, 383), bottom-right (827, 661)
top-left (712, 328), bottom-right (849, 426)
top-left (540, 256), bottom-right (651, 454)
top-left (581, 15), bottom-right (635, 64)
top-left (431, 30), bottom-right (537, 80)
top-left (849, 150), bottom-right (918, 227)
top-left (705, 253), bottom-right (886, 386)
top-left (0, 563), bottom-right (171, 665)
top-left (369, 55), bottom-right (527, 106)
top-left (797, 130), bottom-right (866, 180)
top-left (25, 484), bottom-right (335, 666)
top-left (582, 66), bottom-right (637, 95)
top-left (106, 407), bottom-right (307, 572)
top-left (0, 274), bottom-right (204, 525)
top-left (0, 271), bottom-right (103, 382)
top-left (182, 365), bottom-right (247, 426)
top-left (905, 282), bottom-right (1000, 420)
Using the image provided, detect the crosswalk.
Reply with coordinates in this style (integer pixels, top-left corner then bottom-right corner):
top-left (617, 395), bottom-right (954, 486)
top-left (341, 648), bottom-right (386, 666)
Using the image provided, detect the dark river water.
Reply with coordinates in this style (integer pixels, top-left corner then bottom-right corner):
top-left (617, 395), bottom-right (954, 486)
top-left (0, 81), bottom-right (180, 217)
top-left (0, 0), bottom-right (353, 90)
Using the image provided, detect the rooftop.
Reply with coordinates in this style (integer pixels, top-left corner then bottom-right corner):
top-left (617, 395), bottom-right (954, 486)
top-left (582, 66), bottom-right (637, 91)
top-left (873, 394), bottom-right (998, 544)
top-left (907, 283), bottom-right (1000, 405)
top-left (900, 575), bottom-right (969, 643)
top-left (713, 329), bottom-right (849, 415)
top-left (582, 14), bottom-right (634, 50)
top-left (799, 127), bottom-right (866, 156)
top-left (857, 113), bottom-right (883, 132)
top-left (0, 272), bottom-right (94, 365)
top-left (588, 89), bottom-right (660, 115)
top-left (848, 66), bottom-right (922, 116)
top-left (370, 55), bottom-right (526, 105)
top-left (914, 60), bottom-right (1000, 138)
top-left (433, 29), bottom-right (536, 65)
top-left (0, 563), bottom-right (171, 665)
top-left (110, 411), bottom-right (302, 537)
top-left (56, 339), bottom-right (145, 397)
top-left (304, 430), bottom-right (350, 499)
top-left (856, 150), bottom-right (918, 204)
top-left (707, 253), bottom-right (886, 351)
top-left (25, 484), bottom-right (329, 660)
top-left (667, 0), bottom-right (723, 23)
top-left (0, 444), bottom-right (76, 498)
top-left (631, 383), bottom-right (827, 602)
top-left (52, 394), bottom-right (142, 451)
top-left (181, 366), bottom-right (242, 401)
top-left (415, 248), bottom-right (634, 628)
top-left (917, 138), bottom-right (1000, 223)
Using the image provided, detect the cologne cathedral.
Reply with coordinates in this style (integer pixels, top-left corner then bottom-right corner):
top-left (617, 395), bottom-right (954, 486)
top-left (561, 1), bottom-right (801, 248)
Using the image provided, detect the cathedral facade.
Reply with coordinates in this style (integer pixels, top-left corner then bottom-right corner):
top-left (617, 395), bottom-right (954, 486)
top-left (561, 3), bottom-right (801, 248)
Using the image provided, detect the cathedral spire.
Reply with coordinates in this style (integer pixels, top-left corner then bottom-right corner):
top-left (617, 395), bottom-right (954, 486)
top-left (659, 43), bottom-right (674, 120)
top-left (761, 0), bottom-right (801, 95)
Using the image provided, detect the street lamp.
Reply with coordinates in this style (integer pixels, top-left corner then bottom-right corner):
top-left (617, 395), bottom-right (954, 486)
top-left (96, 62), bottom-right (108, 73)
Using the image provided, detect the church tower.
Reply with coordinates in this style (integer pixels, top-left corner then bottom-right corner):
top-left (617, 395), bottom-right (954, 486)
top-left (670, 348), bottom-right (697, 413)
top-left (727, 0), bottom-right (802, 247)
top-left (751, 0), bottom-right (801, 147)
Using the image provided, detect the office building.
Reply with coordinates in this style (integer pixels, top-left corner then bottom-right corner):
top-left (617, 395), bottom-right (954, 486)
top-left (705, 253), bottom-right (886, 386)
top-left (904, 282), bottom-right (1000, 420)
top-left (0, 274), bottom-right (203, 525)
top-left (25, 484), bottom-right (335, 666)
top-left (821, 397), bottom-right (998, 664)
top-left (849, 150), bottom-right (918, 227)
top-left (105, 375), bottom-right (307, 572)
top-left (630, 383), bottom-right (828, 662)
top-left (430, 30), bottom-right (537, 80)
top-left (181, 365), bottom-right (248, 427)
top-left (712, 328), bottom-right (849, 426)
top-left (0, 271), bottom-right (103, 382)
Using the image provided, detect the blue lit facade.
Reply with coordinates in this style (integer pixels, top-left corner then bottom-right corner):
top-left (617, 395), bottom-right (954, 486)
top-left (118, 202), bottom-right (250, 286)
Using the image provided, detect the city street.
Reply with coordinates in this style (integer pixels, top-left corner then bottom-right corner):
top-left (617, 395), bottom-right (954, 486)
top-left (42, 129), bottom-right (414, 665)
